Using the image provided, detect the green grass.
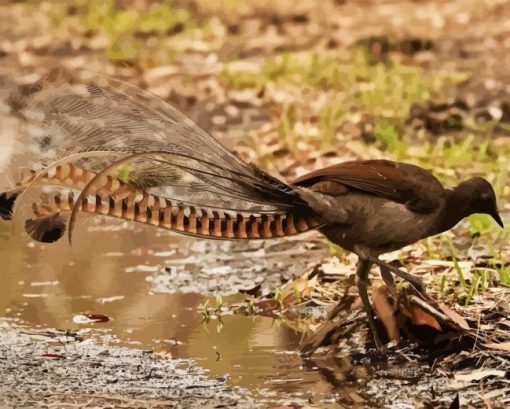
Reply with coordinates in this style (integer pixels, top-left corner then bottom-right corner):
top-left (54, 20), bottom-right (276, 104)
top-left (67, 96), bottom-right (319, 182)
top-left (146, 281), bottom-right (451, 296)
top-left (221, 49), bottom-right (467, 155)
top-left (445, 236), bottom-right (468, 292)
top-left (438, 232), bottom-right (509, 305)
top-left (495, 264), bottom-right (510, 286)
top-left (486, 237), bottom-right (510, 286)
top-left (86, 0), bottom-right (197, 64)
top-left (81, 0), bottom-right (191, 60)
top-left (48, 0), bottom-right (212, 66)
top-left (221, 49), bottom-right (437, 122)
top-left (221, 52), bottom-right (347, 89)
top-left (373, 122), bottom-right (407, 156)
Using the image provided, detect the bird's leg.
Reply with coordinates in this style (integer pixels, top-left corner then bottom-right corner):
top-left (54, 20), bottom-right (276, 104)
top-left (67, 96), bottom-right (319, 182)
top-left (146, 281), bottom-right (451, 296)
top-left (372, 259), bottom-right (425, 292)
top-left (301, 259), bottom-right (384, 355)
top-left (379, 265), bottom-right (395, 288)
top-left (356, 258), bottom-right (383, 349)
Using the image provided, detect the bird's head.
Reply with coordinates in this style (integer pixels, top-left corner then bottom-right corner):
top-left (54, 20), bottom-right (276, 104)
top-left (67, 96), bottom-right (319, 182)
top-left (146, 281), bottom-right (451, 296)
top-left (455, 177), bottom-right (504, 228)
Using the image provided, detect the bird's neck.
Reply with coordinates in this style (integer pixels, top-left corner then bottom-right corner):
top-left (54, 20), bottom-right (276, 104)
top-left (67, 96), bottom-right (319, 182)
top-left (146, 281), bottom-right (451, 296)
top-left (435, 188), bottom-right (473, 233)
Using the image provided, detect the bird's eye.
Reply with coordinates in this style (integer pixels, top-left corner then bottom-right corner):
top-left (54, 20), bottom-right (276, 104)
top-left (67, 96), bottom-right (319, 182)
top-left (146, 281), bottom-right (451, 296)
top-left (481, 191), bottom-right (491, 200)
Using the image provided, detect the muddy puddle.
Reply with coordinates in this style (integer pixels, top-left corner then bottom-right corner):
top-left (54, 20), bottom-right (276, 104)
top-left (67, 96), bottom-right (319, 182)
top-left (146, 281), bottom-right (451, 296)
top-left (0, 221), bottom-right (473, 407)
top-left (1, 221), bottom-right (363, 406)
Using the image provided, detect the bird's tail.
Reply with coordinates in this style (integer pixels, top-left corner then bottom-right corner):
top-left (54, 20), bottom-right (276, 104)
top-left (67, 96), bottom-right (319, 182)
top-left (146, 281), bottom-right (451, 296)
top-left (0, 190), bottom-right (20, 220)
top-left (3, 68), bottom-right (322, 243)
top-left (8, 164), bottom-right (322, 243)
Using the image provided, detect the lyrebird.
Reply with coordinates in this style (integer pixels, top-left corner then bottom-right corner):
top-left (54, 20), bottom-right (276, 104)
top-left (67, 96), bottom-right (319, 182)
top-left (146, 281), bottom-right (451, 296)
top-left (0, 69), bottom-right (503, 347)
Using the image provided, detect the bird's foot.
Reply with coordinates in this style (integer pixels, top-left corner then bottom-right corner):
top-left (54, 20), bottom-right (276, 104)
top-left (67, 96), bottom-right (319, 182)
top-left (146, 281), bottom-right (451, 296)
top-left (360, 297), bottom-right (387, 350)
top-left (368, 317), bottom-right (386, 351)
top-left (300, 302), bottom-right (388, 356)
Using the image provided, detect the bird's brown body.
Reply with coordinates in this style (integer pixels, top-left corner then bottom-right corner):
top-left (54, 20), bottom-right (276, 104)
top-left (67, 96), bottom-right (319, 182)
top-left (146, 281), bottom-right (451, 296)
top-left (292, 160), bottom-right (502, 258)
top-left (318, 192), bottom-right (443, 256)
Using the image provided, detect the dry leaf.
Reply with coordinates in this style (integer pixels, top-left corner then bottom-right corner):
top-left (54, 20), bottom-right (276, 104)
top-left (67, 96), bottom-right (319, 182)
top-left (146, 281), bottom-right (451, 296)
top-left (42, 353), bottom-right (66, 359)
top-left (484, 341), bottom-right (510, 352)
top-left (280, 271), bottom-right (318, 300)
top-left (372, 286), bottom-right (399, 342)
top-left (253, 298), bottom-right (279, 316)
top-left (454, 369), bottom-right (506, 382)
top-left (438, 303), bottom-right (470, 330)
top-left (73, 314), bottom-right (110, 324)
top-left (409, 304), bottom-right (442, 331)
top-left (319, 257), bottom-right (353, 277)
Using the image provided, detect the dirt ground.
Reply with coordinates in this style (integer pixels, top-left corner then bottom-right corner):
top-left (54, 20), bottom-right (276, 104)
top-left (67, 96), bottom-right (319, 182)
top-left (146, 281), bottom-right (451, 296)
top-left (0, 326), bottom-right (258, 409)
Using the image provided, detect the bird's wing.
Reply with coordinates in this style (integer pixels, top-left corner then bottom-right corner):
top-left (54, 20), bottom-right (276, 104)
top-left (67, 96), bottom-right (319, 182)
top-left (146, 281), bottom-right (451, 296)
top-left (293, 159), bottom-right (444, 213)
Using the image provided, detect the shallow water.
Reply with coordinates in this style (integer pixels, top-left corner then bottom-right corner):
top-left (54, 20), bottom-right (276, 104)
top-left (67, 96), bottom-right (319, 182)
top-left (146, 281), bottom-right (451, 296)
top-left (0, 221), bottom-right (381, 406)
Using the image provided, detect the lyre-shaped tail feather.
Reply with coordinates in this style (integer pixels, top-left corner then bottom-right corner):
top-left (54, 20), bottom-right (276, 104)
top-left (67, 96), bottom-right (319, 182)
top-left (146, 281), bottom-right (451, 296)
top-left (4, 68), bottom-right (314, 237)
top-left (0, 164), bottom-right (96, 220)
top-left (0, 191), bottom-right (19, 220)
top-left (3, 68), bottom-right (324, 243)
top-left (28, 188), bottom-right (321, 242)
top-left (9, 164), bottom-right (322, 243)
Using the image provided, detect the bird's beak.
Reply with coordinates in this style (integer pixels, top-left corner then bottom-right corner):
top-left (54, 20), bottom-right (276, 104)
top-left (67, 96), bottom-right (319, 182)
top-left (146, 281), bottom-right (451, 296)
top-left (491, 210), bottom-right (504, 228)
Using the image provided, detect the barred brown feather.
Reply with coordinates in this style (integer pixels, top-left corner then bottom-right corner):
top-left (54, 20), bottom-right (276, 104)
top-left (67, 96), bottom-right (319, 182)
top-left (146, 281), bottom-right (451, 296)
top-left (10, 165), bottom-right (319, 242)
top-left (29, 188), bottom-right (319, 241)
